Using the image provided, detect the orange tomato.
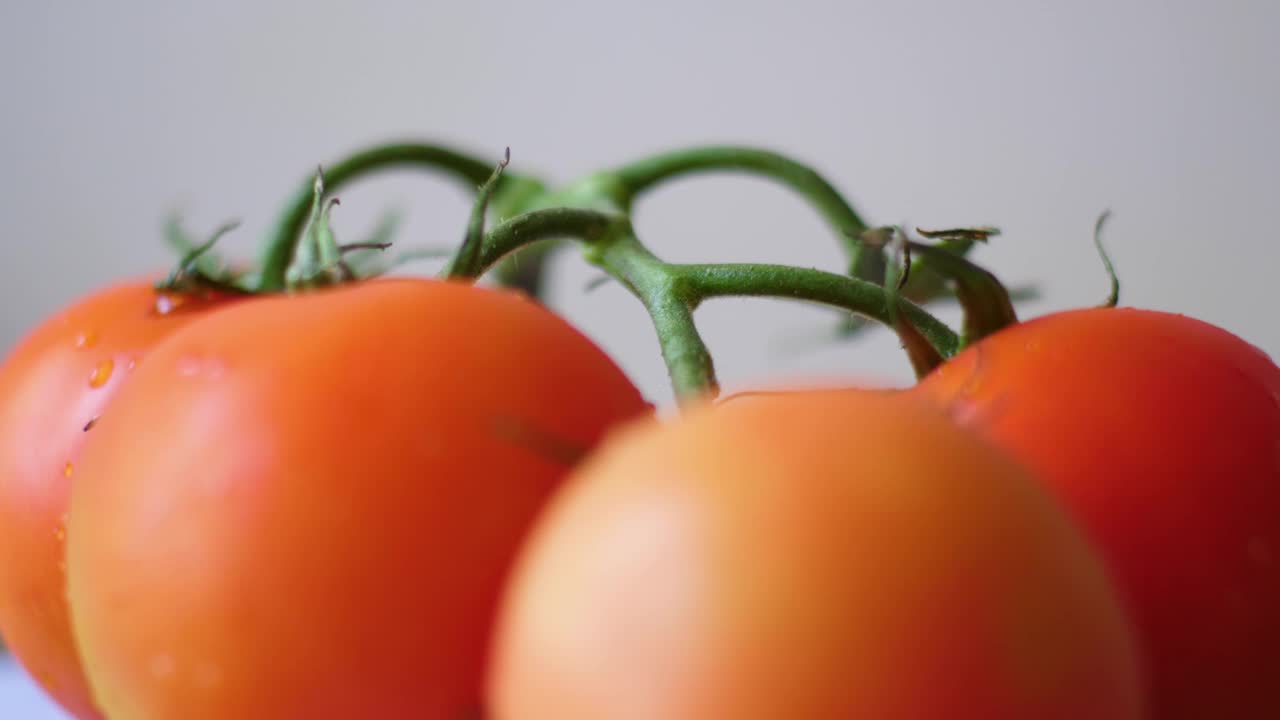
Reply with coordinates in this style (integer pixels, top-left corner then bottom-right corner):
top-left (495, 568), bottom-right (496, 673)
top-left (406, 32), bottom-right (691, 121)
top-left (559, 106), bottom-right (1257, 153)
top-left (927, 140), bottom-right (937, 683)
top-left (65, 278), bottom-right (649, 719)
top-left (0, 281), bottom-right (232, 719)
top-left (915, 306), bottom-right (1280, 719)
top-left (489, 390), bottom-right (1144, 719)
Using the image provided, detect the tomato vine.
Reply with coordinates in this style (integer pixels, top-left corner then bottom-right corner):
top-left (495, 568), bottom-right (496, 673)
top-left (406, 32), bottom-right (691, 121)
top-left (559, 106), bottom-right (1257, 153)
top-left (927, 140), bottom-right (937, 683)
top-left (168, 140), bottom-right (1030, 403)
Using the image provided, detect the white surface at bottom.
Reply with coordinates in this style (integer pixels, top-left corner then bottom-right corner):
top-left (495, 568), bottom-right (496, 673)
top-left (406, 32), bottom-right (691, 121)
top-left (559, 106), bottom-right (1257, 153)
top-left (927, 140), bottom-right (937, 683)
top-left (0, 657), bottom-right (72, 720)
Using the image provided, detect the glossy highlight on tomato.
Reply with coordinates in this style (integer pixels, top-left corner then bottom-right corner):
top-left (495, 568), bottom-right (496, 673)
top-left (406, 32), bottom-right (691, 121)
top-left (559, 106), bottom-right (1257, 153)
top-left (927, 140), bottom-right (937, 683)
top-left (0, 280), bottom-right (233, 720)
top-left (65, 278), bottom-right (649, 720)
top-left (489, 390), bottom-right (1144, 720)
top-left (915, 306), bottom-right (1280, 719)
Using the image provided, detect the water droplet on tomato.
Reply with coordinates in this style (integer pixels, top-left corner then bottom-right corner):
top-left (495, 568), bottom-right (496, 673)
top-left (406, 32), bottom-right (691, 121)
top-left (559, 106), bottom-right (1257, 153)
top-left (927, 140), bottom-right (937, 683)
top-left (154, 293), bottom-right (177, 315)
top-left (1023, 340), bottom-right (1041, 353)
top-left (53, 525), bottom-right (65, 542)
top-left (149, 654), bottom-right (176, 680)
top-left (74, 331), bottom-right (99, 350)
top-left (176, 355), bottom-right (226, 381)
top-left (154, 292), bottom-right (193, 315)
top-left (177, 357), bottom-right (199, 377)
top-left (127, 356), bottom-right (139, 371)
top-left (948, 399), bottom-right (983, 425)
top-left (56, 559), bottom-right (66, 574)
top-left (88, 358), bottom-right (114, 388)
top-left (63, 461), bottom-right (73, 478)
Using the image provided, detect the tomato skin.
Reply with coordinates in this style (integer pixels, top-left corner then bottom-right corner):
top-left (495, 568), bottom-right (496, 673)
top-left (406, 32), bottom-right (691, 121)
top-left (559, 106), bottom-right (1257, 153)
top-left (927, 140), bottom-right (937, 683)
top-left (914, 307), bottom-right (1280, 719)
top-left (65, 278), bottom-right (648, 720)
top-left (0, 281), bottom-right (230, 720)
top-left (489, 390), bottom-right (1144, 720)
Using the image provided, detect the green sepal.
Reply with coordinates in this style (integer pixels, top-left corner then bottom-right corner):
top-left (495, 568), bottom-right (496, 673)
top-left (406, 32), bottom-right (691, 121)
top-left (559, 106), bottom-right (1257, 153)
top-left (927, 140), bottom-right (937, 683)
top-left (444, 148), bottom-right (510, 281)
top-left (342, 208), bottom-right (403, 275)
top-left (284, 170), bottom-right (328, 288)
top-left (157, 220), bottom-right (253, 295)
top-left (847, 226), bottom-right (891, 287)
top-left (164, 215), bottom-right (233, 282)
top-left (839, 226), bottom-right (1006, 339)
top-left (902, 233), bottom-right (1018, 347)
top-left (884, 233), bottom-right (946, 378)
top-left (284, 169), bottom-right (357, 288)
top-left (916, 226), bottom-right (1001, 241)
top-left (1092, 210), bottom-right (1120, 308)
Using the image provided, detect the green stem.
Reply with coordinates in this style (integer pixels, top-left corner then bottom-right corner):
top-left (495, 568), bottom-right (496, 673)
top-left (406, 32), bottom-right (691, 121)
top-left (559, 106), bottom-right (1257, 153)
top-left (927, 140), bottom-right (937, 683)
top-left (258, 142), bottom-right (540, 292)
top-left (610, 145), bottom-right (870, 255)
top-left (468, 208), bottom-right (960, 400)
top-left (674, 263), bottom-right (960, 357)
top-left (471, 208), bottom-right (619, 277)
top-left (458, 206), bottom-right (720, 400)
top-left (588, 228), bottom-right (718, 401)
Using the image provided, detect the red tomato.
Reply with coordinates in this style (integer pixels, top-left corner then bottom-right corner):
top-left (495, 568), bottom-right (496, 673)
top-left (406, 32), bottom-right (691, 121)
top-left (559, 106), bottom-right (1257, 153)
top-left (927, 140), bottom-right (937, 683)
top-left (0, 281), bottom-right (231, 719)
top-left (65, 278), bottom-right (649, 719)
top-left (489, 390), bottom-right (1144, 719)
top-left (914, 306), bottom-right (1280, 719)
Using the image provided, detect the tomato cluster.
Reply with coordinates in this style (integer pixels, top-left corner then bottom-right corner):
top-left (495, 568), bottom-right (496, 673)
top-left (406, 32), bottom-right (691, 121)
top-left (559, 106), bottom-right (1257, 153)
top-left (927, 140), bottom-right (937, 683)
top-left (491, 308), bottom-right (1280, 720)
top-left (0, 144), bottom-right (1277, 719)
top-left (0, 278), bottom-right (650, 719)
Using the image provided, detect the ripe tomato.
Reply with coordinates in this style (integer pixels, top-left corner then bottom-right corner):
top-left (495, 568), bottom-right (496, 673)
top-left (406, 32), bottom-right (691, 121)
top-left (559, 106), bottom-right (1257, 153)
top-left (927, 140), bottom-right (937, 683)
top-left (65, 278), bottom-right (649, 719)
top-left (914, 307), bottom-right (1280, 719)
top-left (488, 390), bottom-right (1144, 719)
top-left (0, 280), bottom-right (231, 720)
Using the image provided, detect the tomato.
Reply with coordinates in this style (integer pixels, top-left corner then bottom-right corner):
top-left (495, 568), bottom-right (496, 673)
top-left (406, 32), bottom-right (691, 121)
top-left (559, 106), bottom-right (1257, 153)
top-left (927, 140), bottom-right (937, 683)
top-left (65, 278), bottom-right (648, 719)
top-left (488, 390), bottom-right (1144, 719)
top-left (0, 280), bottom-right (231, 719)
top-left (914, 306), bottom-right (1280, 719)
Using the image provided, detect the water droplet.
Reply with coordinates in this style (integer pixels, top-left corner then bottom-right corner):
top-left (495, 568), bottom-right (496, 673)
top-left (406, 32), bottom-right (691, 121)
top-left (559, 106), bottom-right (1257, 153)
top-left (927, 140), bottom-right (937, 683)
top-left (1024, 340), bottom-right (1041, 353)
top-left (154, 293), bottom-right (190, 315)
top-left (88, 358), bottom-right (114, 388)
top-left (74, 331), bottom-right (99, 350)
top-left (63, 462), bottom-right (73, 478)
top-left (1248, 537), bottom-right (1273, 567)
top-left (127, 356), bottom-right (139, 371)
top-left (176, 355), bottom-right (225, 381)
top-left (949, 399), bottom-right (983, 425)
top-left (177, 357), bottom-right (199, 377)
top-left (53, 525), bottom-right (65, 542)
top-left (56, 559), bottom-right (66, 574)
top-left (149, 654), bottom-right (176, 680)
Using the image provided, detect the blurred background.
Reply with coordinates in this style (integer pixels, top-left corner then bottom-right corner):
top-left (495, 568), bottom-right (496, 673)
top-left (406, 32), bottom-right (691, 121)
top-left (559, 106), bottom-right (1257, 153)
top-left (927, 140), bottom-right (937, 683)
top-left (1, 1), bottom-right (1276, 716)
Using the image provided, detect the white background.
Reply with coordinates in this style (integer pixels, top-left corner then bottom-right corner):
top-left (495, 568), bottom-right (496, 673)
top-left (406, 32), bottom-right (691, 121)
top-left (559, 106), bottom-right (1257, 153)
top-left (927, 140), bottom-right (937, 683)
top-left (1, 1), bottom-right (1277, 716)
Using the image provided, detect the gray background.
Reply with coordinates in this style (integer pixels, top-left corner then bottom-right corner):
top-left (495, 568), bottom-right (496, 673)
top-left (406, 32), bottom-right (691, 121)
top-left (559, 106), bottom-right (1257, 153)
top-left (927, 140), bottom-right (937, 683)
top-left (0, 0), bottom-right (1276, 715)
